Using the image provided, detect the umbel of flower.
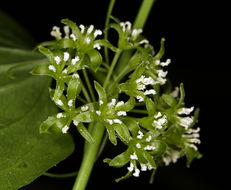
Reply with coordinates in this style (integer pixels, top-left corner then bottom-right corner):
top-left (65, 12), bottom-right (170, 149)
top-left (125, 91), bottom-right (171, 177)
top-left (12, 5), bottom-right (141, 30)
top-left (31, 18), bottom-right (202, 183)
top-left (109, 21), bottom-right (149, 50)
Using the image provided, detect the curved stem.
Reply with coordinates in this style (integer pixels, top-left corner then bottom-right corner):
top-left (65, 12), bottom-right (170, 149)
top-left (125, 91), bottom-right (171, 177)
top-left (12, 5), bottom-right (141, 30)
top-left (129, 109), bottom-right (148, 114)
top-left (79, 78), bottom-right (91, 103)
top-left (82, 69), bottom-right (96, 102)
top-left (103, 50), bottom-right (121, 89)
top-left (104, 0), bottom-right (116, 65)
top-left (72, 122), bottom-right (105, 190)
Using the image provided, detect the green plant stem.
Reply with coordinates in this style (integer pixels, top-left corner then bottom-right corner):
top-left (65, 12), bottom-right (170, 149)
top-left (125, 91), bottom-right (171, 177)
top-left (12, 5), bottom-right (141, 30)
top-left (79, 78), bottom-right (91, 103)
top-left (72, 1), bottom-right (155, 189)
top-left (44, 171), bottom-right (78, 178)
top-left (76, 96), bottom-right (88, 104)
top-left (130, 109), bottom-right (148, 114)
top-left (104, 0), bottom-right (116, 65)
top-left (103, 50), bottom-right (121, 89)
top-left (82, 69), bottom-right (96, 102)
top-left (72, 122), bottom-right (105, 190)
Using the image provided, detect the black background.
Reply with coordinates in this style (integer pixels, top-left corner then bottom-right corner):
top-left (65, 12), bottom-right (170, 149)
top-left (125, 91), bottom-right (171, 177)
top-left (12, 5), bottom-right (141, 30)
top-left (1, 0), bottom-right (227, 189)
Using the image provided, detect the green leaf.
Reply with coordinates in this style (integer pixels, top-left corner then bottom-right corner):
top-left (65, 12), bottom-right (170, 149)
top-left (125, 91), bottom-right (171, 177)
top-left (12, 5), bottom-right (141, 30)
top-left (40, 114), bottom-right (70, 134)
top-left (122, 118), bottom-right (140, 137)
top-left (138, 117), bottom-right (154, 131)
top-left (104, 122), bottom-right (117, 146)
top-left (162, 94), bottom-right (177, 107)
top-left (176, 83), bottom-right (185, 108)
top-left (0, 10), bottom-right (35, 49)
top-left (115, 171), bottom-right (132, 183)
top-left (0, 77), bottom-right (74, 190)
top-left (153, 38), bottom-right (165, 61)
top-left (53, 80), bottom-right (65, 102)
top-left (146, 98), bottom-right (156, 116)
top-left (86, 49), bottom-right (102, 72)
top-left (76, 122), bottom-right (95, 144)
top-left (30, 63), bottom-right (53, 77)
top-left (109, 148), bottom-right (131, 168)
top-left (61, 19), bottom-right (81, 39)
top-left (94, 39), bottom-right (119, 52)
top-left (114, 123), bottom-right (131, 144)
top-left (94, 81), bottom-right (107, 104)
top-left (185, 146), bottom-right (202, 168)
top-left (73, 111), bottom-right (95, 123)
top-left (142, 151), bottom-right (156, 169)
top-left (116, 97), bottom-right (136, 111)
top-left (67, 76), bottom-right (81, 98)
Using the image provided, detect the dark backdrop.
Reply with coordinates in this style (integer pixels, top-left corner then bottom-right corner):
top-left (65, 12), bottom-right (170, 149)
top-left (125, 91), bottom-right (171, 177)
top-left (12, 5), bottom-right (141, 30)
top-left (1, 0), bottom-right (226, 189)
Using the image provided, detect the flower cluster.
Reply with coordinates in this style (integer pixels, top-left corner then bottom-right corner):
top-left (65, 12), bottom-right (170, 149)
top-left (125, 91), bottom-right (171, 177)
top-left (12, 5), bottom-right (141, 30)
top-left (32, 18), bottom-right (201, 182)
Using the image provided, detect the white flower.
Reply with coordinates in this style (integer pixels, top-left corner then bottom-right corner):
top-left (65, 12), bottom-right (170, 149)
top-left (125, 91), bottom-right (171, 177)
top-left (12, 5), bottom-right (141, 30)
top-left (140, 163), bottom-right (147, 171)
top-left (62, 69), bottom-right (68, 74)
top-left (117, 111), bottom-right (127, 116)
top-left (62, 125), bottom-right (69, 134)
top-left (81, 105), bottom-right (89, 111)
top-left (51, 26), bottom-right (62, 39)
top-left (120, 21), bottom-right (132, 32)
top-left (177, 107), bottom-right (194, 115)
top-left (154, 112), bottom-right (162, 119)
top-left (79, 24), bottom-right (85, 33)
top-left (170, 87), bottom-right (179, 98)
top-left (48, 65), bottom-right (56, 72)
top-left (144, 145), bottom-right (156, 151)
top-left (139, 39), bottom-right (149, 44)
top-left (70, 33), bottom-right (77, 41)
top-left (73, 120), bottom-right (79, 126)
top-left (63, 25), bottom-right (70, 38)
top-left (99, 100), bottom-right (104, 105)
top-left (105, 119), bottom-right (113, 125)
top-left (133, 168), bottom-right (140, 177)
top-left (146, 136), bottom-right (152, 142)
top-left (130, 152), bottom-right (138, 160)
top-left (94, 30), bottom-right (102, 37)
top-left (136, 143), bottom-right (141, 149)
top-left (136, 95), bottom-right (144, 102)
top-left (142, 77), bottom-right (155, 85)
top-left (72, 73), bottom-right (79, 78)
top-left (177, 116), bottom-right (193, 129)
top-left (157, 77), bottom-right (166, 85)
top-left (155, 60), bottom-right (160, 65)
top-left (136, 75), bottom-right (145, 84)
top-left (63, 52), bottom-right (69, 61)
top-left (137, 130), bottom-right (144, 139)
top-left (68, 99), bottom-right (73, 107)
top-left (54, 56), bottom-right (61, 64)
top-left (71, 56), bottom-right (80, 65)
top-left (96, 110), bottom-right (101, 116)
top-left (157, 70), bottom-right (168, 78)
top-left (113, 119), bottom-right (122, 124)
top-left (146, 162), bottom-right (153, 170)
top-left (116, 101), bottom-right (125, 107)
top-left (137, 84), bottom-right (146, 90)
top-left (153, 115), bottom-right (167, 129)
top-left (163, 150), bottom-right (180, 166)
top-left (85, 37), bottom-right (91, 44)
top-left (56, 113), bottom-right (64, 118)
top-left (160, 59), bottom-right (171, 67)
top-left (131, 29), bottom-right (143, 39)
top-left (108, 98), bottom-right (116, 107)
top-left (87, 25), bottom-right (94, 34)
top-left (127, 162), bottom-right (134, 172)
top-left (144, 89), bottom-right (156, 95)
top-left (56, 100), bottom-right (64, 106)
top-left (93, 43), bottom-right (101, 50)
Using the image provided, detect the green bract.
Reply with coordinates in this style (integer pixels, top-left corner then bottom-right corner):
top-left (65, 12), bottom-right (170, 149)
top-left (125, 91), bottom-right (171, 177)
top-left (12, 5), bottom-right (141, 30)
top-left (31, 17), bottom-right (201, 182)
